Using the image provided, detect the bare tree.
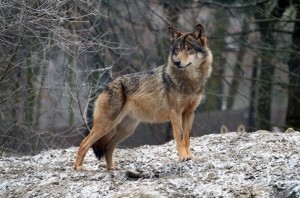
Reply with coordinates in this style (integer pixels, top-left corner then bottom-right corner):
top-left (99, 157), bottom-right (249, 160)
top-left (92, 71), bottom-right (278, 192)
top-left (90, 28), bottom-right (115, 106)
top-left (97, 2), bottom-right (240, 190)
top-left (0, 0), bottom-right (112, 154)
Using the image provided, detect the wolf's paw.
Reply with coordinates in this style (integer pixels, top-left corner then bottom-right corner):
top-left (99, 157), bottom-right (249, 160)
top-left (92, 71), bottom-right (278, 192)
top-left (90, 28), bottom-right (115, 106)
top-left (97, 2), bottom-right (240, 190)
top-left (186, 150), bottom-right (195, 160)
top-left (107, 162), bottom-right (119, 170)
top-left (179, 156), bottom-right (192, 161)
top-left (178, 153), bottom-right (191, 161)
top-left (179, 152), bottom-right (195, 161)
top-left (178, 147), bottom-right (188, 161)
top-left (179, 156), bottom-right (189, 161)
top-left (74, 164), bottom-right (83, 171)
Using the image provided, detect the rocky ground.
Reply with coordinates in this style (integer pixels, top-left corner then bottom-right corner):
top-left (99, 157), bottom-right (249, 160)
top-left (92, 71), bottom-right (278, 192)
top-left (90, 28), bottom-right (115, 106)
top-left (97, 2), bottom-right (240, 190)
top-left (1, 130), bottom-right (300, 198)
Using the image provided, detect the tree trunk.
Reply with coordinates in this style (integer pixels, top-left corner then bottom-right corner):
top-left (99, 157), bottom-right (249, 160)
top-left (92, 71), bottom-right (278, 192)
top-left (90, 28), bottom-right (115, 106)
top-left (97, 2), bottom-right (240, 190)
top-left (248, 58), bottom-right (258, 131)
top-left (226, 21), bottom-right (248, 110)
top-left (255, 0), bottom-right (290, 130)
top-left (226, 46), bottom-right (244, 110)
top-left (204, 10), bottom-right (227, 111)
top-left (286, 4), bottom-right (300, 131)
top-left (256, 46), bottom-right (275, 130)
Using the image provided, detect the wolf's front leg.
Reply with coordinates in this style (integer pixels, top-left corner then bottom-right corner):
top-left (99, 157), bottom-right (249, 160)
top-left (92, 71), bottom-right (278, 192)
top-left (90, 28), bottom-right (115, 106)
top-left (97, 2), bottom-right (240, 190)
top-left (169, 109), bottom-right (189, 161)
top-left (182, 112), bottom-right (195, 160)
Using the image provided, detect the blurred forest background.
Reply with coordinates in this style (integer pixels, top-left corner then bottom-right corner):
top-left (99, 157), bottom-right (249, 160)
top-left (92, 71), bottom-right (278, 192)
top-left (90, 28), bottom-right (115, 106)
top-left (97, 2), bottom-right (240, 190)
top-left (1, 0), bottom-right (300, 155)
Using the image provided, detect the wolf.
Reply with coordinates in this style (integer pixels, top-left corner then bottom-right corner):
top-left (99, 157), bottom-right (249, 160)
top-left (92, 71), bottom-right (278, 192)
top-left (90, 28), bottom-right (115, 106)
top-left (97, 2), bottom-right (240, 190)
top-left (74, 23), bottom-right (213, 171)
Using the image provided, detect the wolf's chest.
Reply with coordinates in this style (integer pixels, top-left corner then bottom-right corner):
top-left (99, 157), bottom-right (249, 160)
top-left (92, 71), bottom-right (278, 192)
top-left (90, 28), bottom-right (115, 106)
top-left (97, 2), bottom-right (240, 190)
top-left (171, 94), bottom-right (202, 114)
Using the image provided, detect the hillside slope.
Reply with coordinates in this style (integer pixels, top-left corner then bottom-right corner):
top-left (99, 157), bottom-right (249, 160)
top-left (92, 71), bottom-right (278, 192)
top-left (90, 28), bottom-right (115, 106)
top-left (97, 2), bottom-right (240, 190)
top-left (1, 130), bottom-right (300, 197)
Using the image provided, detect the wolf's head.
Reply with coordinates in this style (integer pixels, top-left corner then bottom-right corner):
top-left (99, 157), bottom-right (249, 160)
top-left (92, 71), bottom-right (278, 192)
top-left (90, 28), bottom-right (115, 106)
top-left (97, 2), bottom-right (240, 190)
top-left (168, 24), bottom-right (211, 69)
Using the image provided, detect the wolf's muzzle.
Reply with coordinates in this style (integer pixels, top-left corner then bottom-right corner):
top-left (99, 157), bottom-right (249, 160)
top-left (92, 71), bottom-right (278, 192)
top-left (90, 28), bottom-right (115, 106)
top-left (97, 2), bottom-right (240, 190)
top-left (175, 62), bottom-right (192, 69)
top-left (174, 60), bottom-right (181, 67)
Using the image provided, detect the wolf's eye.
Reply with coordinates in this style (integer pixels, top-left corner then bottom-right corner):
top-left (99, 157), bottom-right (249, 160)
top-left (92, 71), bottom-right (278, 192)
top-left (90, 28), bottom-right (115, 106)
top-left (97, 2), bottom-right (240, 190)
top-left (187, 46), bottom-right (194, 53)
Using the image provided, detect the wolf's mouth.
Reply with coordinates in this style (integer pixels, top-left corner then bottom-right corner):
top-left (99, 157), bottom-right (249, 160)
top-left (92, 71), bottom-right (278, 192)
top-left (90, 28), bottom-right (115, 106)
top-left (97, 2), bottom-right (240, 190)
top-left (176, 62), bottom-right (192, 69)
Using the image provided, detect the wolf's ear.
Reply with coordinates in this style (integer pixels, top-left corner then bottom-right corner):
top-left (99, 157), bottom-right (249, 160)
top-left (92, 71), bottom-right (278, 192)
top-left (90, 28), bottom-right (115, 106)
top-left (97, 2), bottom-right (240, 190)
top-left (169, 26), bottom-right (181, 41)
top-left (194, 24), bottom-right (206, 46)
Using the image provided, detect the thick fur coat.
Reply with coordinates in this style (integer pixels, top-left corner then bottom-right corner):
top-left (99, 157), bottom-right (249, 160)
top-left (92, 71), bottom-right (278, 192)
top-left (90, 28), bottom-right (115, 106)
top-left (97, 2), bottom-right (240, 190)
top-left (74, 23), bottom-right (213, 170)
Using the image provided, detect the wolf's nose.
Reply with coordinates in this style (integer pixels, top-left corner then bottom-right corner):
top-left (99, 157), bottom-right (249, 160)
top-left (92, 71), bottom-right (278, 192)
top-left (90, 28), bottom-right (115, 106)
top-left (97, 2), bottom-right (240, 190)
top-left (174, 61), bottom-right (181, 67)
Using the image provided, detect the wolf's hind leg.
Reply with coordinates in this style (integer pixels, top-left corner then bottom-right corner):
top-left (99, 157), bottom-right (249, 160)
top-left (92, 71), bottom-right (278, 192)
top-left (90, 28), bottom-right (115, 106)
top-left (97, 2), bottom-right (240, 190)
top-left (105, 116), bottom-right (139, 170)
top-left (74, 121), bottom-right (117, 170)
top-left (74, 92), bottom-right (124, 171)
top-left (74, 130), bottom-right (99, 170)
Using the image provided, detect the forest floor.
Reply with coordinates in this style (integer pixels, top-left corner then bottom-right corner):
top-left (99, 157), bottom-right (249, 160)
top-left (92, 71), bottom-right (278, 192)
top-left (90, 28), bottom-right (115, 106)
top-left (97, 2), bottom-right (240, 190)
top-left (1, 130), bottom-right (300, 197)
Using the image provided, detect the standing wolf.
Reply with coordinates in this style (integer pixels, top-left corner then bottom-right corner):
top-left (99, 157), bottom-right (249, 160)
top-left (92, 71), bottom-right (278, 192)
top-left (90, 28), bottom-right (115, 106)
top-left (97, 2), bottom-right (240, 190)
top-left (74, 23), bottom-right (213, 171)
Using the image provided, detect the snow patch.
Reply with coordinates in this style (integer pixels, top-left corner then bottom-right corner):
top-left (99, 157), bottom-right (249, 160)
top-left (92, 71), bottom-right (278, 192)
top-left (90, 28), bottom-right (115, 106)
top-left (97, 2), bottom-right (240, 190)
top-left (1, 130), bottom-right (300, 197)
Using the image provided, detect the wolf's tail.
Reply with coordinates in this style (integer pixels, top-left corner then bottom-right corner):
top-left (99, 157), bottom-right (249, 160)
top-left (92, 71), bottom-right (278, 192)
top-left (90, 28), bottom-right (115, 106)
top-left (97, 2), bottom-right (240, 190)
top-left (91, 134), bottom-right (111, 160)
